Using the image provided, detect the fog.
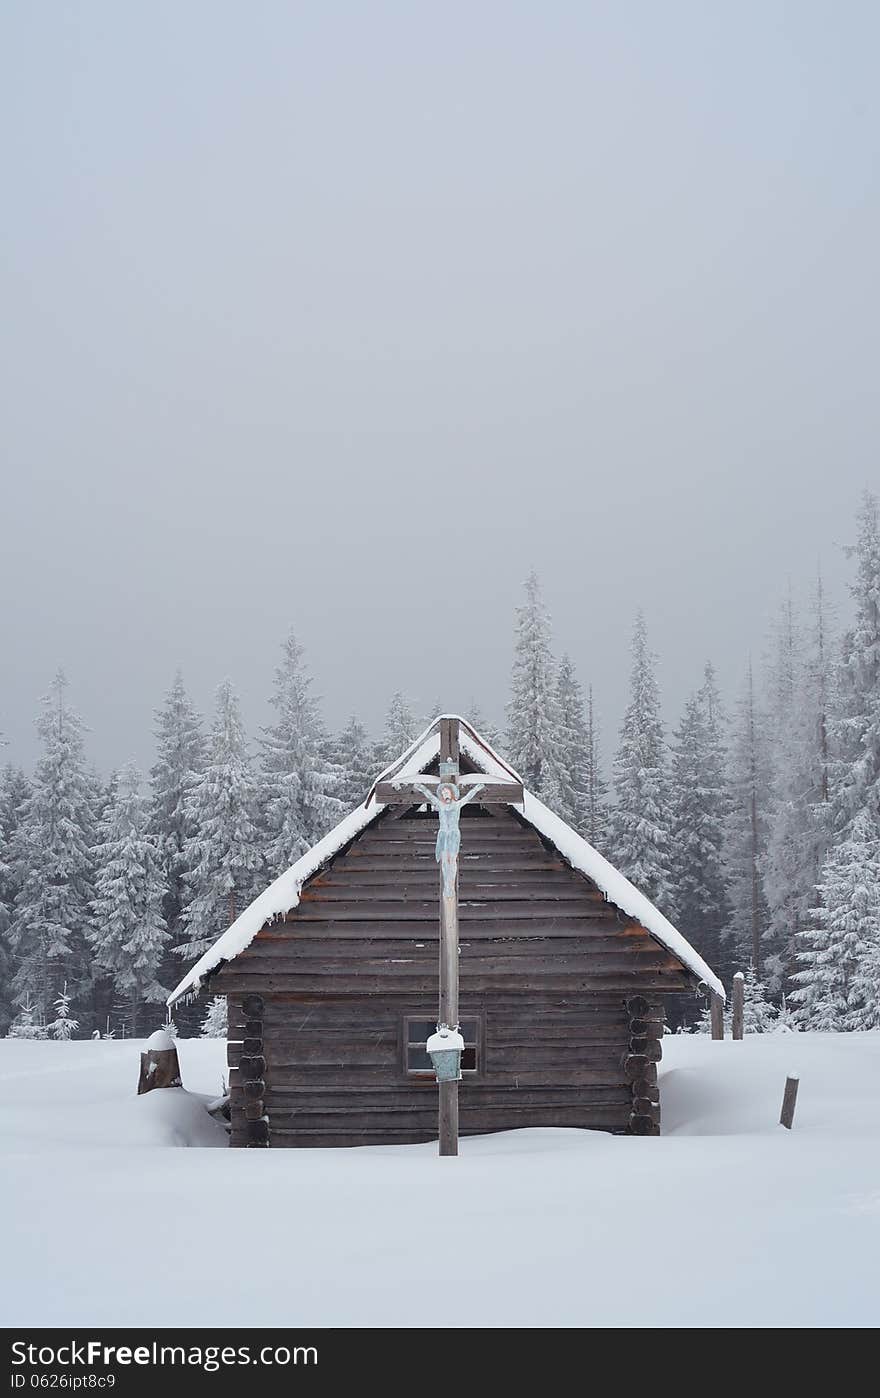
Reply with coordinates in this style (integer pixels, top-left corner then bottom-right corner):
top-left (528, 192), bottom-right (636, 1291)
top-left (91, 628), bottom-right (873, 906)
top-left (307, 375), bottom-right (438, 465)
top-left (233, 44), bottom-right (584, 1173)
top-left (1, 2), bottom-right (878, 772)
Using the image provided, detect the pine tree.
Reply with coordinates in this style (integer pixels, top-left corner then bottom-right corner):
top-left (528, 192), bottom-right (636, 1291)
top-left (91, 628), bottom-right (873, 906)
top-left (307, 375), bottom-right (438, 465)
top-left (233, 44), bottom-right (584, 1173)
top-left (148, 673), bottom-right (207, 936)
top-left (181, 682), bottom-right (265, 960)
top-left (8, 673), bottom-right (96, 1022)
top-left (260, 632), bottom-right (344, 875)
top-left (610, 613), bottom-right (676, 914)
top-left (6, 995), bottom-right (47, 1040)
top-left (465, 702), bottom-right (503, 751)
top-left (375, 692), bottom-right (420, 771)
top-left (762, 581), bottom-right (835, 990)
top-left (326, 716), bottom-right (374, 809)
top-left (791, 809), bottom-right (880, 1029)
top-left (200, 996), bottom-right (228, 1038)
top-left (583, 686), bottom-right (610, 848)
top-left (506, 572), bottom-right (566, 805)
top-left (555, 655), bottom-right (590, 832)
top-left (0, 766), bottom-right (31, 1034)
top-left (670, 664), bottom-right (729, 974)
top-left (832, 491), bottom-right (880, 833)
top-left (738, 966), bottom-right (780, 1033)
top-left (724, 661), bottom-right (772, 974)
top-left (47, 984), bottom-right (80, 1041)
top-left (89, 764), bottom-right (168, 1036)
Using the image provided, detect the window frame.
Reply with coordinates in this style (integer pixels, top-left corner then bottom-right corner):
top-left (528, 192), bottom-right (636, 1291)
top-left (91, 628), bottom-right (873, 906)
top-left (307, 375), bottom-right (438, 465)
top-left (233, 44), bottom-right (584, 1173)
top-left (400, 1010), bottom-right (484, 1081)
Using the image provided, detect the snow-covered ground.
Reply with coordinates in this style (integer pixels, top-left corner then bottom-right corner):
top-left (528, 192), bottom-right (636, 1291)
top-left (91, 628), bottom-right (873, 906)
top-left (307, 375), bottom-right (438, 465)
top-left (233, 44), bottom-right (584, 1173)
top-left (1, 1033), bottom-right (878, 1327)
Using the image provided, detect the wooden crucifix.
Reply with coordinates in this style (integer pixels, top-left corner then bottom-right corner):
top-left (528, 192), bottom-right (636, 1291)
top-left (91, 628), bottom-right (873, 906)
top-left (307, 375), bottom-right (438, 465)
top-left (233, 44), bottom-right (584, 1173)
top-left (375, 716), bottom-right (524, 1157)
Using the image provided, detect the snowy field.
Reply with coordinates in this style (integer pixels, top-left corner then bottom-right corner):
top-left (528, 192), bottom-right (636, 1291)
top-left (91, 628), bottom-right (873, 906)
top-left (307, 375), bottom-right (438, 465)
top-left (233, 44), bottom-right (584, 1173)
top-left (2, 1033), bottom-right (879, 1328)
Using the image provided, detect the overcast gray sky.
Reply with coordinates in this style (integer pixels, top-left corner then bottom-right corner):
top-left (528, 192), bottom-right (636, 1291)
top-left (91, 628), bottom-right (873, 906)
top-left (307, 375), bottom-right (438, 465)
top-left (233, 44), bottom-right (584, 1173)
top-left (1, 2), bottom-right (878, 774)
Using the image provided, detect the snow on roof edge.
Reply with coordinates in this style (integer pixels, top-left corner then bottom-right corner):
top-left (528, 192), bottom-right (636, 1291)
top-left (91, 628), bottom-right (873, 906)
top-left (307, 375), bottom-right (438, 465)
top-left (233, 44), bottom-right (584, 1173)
top-left (518, 790), bottom-right (725, 1000)
top-left (168, 717), bottom-right (724, 1006)
top-left (167, 799), bottom-right (382, 1005)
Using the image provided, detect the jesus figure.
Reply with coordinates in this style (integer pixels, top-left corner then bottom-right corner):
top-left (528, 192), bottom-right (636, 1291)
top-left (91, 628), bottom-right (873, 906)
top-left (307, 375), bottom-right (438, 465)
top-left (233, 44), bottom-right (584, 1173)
top-left (413, 779), bottom-right (485, 898)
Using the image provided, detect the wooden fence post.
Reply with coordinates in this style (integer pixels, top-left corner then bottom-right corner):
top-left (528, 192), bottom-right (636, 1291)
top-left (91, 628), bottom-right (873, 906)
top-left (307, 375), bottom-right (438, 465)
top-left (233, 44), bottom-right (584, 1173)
top-left (732, 972), bottom-right (744, 1040)
top-left (780, 1075), bottom-right (799, 1129)
top-left (710, 991), bottom-right (725, 1040)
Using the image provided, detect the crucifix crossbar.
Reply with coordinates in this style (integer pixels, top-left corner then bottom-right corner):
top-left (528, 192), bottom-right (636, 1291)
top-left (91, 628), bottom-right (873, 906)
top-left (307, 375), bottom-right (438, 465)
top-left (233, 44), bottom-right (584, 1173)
top-left (375, 717), bottom-right (523, 1157)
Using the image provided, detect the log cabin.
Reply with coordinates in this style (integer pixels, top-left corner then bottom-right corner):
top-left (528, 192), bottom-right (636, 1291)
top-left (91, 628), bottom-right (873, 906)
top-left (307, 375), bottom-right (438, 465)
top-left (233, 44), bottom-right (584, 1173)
top-left (168, 716), bottom-right (724, 1147)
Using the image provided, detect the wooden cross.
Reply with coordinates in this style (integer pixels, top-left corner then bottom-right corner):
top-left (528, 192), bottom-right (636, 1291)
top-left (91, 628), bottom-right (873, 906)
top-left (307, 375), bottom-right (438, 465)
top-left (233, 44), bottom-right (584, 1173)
top-left (376, 716), bottom-right (524, 1157)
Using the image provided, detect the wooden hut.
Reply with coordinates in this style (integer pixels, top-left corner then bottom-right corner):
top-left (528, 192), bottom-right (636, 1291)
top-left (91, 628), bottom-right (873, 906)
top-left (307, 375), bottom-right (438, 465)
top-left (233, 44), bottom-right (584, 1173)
top-left (168, 716), bottom-right (724, 1147)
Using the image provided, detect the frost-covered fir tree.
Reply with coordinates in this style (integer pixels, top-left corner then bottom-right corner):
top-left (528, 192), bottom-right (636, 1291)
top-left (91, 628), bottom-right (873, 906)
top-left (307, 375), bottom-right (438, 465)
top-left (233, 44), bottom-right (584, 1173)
top-left (47, 984), bottom-right (80, 1040)
top-left (375, 692), bottom-right (420, 772)
top-left (260, 632), bottom-right (343, 875)
top-left (200, 995), bottom-right (228, 1038)
top-left (0, 766), bottom-right (31, 1034)
top-left (89, 764), bottom-right (168, 1036)
top-left (610, 613), bottom-right (676, 915)
top-left (6, 995), bottom-right (47, 1040)
top-left (8, 673), bottom-right (96, 1022)
top-left (670, 664), bottom-right (730, 975)
top-left (791, 809), bottom-right (880, 1030)
top-left (737, 966), bottom-right (780, 1033)
top-left (762, 581), bottom-right (835, 989)
top-left (724, 661), bottom-right (772, 974)
top-left (148, 672), bottom-right (207, 936)
top-left (831, 492), bottom-right (880, 835)
top-left (327, 716), bottom-right (374, 809)
top-left (505, 572), bottom-right (566, 806)
top-left (583, 686), bottom-right (610, 848)
top-left (181, 682), bottom-right (265, 960)
top-left (465, 702), bottom-right (503, 751)
top-left (555, 655), bottom-right (590, 833)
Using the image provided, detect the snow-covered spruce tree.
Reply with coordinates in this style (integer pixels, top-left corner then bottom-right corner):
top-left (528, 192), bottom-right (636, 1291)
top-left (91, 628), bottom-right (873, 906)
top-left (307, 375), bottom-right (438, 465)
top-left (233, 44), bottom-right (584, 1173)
top-left (791, 809), bottom-right (880, 1030)
top-left (583, 686), bottom-right (610, 848)
top-left (181, 681), bottom-right (265, 961)
top-left (724, 661), bottom-right (772, 975)
top-left (326, 716), bottom-right (374, 810)
top-left (670, 663), bottom-right (730, 976)
top-left (465, 702), bottom-right (503, 751)
top-left (505, 572), bottom-right (566, 807)
top-left (260, 632), bottom-right (344, 876)
top-left (8, 672), bottom-right (96, 1023)
top-left (89, 764), bottom-right (168, 1037)
top-left (200, 995), bottom-right (228, 1038)
top-left (47, 984), bottom-right (80, 1041)
top-left (762, 581), bottom-right (835, 991)
top-left (148, 672), bottom-right (207, 937)
top-left (738, 966), bottom-right (779, 1033)
top-left (610, 613), bottom-right (676, 915)
top-left (830, 492), bottom-right (880, 837)
top-left (6, 995), bottom-right (47, 1040)
top-left (555, 655), bottom-right (590, 833)
top-left (0, 765), bottom-right (31, 1034)
top-left (375, 692), bottom-right (420, 772)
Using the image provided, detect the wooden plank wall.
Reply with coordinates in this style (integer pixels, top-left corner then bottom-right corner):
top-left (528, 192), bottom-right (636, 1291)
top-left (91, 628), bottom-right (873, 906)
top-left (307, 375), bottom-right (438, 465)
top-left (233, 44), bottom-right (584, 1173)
top-left (218, 807), bottom-right (687, 1146)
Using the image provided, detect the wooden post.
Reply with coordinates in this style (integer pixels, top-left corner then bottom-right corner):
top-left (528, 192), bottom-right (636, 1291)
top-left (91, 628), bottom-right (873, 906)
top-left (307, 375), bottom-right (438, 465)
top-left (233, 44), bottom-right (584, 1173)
top-left (780, 1075), bottom-right (799, 1129)
top-left (710, 991), bottom-right (725, 1040)
top-left (438, 885), bottom-right (459, 1157)
top-left (732, 972), bottom-right (744, 1040)
top-left (438, 718), bottom-right (460, 1158)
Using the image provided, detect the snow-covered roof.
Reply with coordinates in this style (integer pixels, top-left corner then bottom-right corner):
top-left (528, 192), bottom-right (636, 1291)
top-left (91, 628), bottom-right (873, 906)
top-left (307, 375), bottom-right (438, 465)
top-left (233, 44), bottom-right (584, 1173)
top-left (168, 714), bottom-right (725, 1005)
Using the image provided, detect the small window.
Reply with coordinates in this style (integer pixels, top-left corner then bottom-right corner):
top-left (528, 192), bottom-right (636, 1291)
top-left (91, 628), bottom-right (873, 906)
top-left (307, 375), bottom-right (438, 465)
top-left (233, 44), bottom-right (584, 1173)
top-left (404, 1016), bottom-right (480, 1075)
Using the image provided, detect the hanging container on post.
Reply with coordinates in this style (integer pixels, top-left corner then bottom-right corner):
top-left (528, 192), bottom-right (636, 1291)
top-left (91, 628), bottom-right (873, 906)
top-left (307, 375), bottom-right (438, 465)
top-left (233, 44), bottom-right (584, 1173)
top-left (426, 1026), bottom-right (464, 1082)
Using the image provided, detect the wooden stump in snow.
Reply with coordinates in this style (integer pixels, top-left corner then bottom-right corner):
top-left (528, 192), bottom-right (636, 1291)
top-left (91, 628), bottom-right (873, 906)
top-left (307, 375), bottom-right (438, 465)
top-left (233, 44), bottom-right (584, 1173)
top-left (137, 1029), bottom-right (182, 1095)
